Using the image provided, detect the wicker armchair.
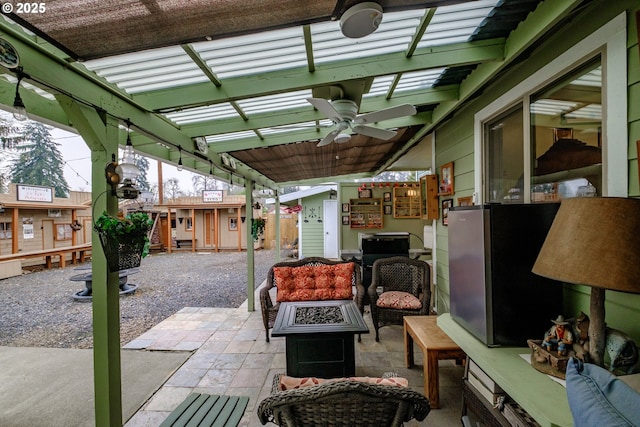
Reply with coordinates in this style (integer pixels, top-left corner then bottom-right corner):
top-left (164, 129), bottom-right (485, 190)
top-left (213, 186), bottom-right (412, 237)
top-left (257, 375), bottom-right (430, 426)
top-left (260, 257), bottom-right (365, 342)
top-left (369, 256), bottom-right (431, 341)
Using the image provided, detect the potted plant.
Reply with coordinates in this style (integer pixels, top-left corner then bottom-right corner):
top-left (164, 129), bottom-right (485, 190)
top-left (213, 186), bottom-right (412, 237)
top-left (93, 211), bottom-right (153, 272)
top-left (251, 217), bottom-right (266, 242)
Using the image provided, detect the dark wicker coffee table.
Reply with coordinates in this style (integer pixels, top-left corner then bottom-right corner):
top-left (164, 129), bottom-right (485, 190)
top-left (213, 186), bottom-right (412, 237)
top-left (271, 299), bottom-right (369, 378)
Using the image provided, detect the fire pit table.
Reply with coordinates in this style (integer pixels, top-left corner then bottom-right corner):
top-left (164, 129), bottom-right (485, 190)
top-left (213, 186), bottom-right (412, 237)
top-left (70, 267), bottom-right (139, 301)
top-left (271, 299), bottom-right (369, 378)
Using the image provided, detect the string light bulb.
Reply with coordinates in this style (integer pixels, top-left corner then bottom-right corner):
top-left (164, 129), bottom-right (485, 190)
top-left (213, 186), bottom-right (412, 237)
top-left (177, 146), bottom-right (183, 172)
top-left (13, 68), bottom-right (27, 121)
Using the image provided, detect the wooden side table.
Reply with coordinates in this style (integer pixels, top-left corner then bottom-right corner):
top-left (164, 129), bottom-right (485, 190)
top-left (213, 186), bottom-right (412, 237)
top-left (404, 315), bottom-right (466, 408)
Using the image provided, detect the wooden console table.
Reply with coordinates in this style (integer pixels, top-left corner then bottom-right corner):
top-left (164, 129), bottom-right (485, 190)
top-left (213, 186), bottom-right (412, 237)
top-left (437, 314), bottom-right (572, 427)
top-left (404, 315), bottom-right (466, 408)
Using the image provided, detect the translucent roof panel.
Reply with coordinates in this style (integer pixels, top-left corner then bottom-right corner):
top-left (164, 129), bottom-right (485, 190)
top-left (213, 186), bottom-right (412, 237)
top-left (164, 103), bottom-right (239, 125)
top-left (207, 130), bottom-right (257, 143)
top-left (192, 27), bottom-right (307, 79)
top-left (364, 68), bottom-right (445, 97)
top-left (235, 90), bottom-right (312, 115)
top-left (83, 46), bottom-right (209, 94)
top-left (530, 100), bottom-right (578, 116)
top-left (312, 9), bottom-right (424, 64)
top-left (416, 0), bottom-right (500, 49)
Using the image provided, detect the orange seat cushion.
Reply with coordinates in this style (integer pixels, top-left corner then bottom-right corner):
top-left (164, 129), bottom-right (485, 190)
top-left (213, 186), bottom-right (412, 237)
top-left (275, 263), bottom-right (354, 302)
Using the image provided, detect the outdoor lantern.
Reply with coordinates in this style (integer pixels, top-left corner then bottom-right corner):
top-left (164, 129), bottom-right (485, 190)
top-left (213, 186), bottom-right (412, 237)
top-left (105, 125), bottom-right (141, 199)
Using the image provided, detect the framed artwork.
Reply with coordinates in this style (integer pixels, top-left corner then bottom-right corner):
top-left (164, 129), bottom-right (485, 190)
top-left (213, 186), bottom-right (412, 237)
top-left (229, 217), bottom-right (238, 231)
top-left (342, 215), bottom-right (349, 225)
top-left (342, 203), bottom-right (350, 213)
top-left (359, 188), bottom-right (372, 198)
top-left (384, 205), bottom-right (392, 215)
top-left (458, 196), bottom-right (473, 207)
top-left (439, 162), bottom-right (454, 196)
top-left (383, 192), bottom-right (391, 202)
top-left (442, 199), bottom-right (453, 226)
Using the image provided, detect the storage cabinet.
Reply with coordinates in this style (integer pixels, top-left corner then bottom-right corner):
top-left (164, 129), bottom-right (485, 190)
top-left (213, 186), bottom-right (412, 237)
top-left (420, 174), bottom-right (439, 220)
top-left (392, 186), bottom-right (421, 218)
top-left (349, 198), bottom-right (382, 229)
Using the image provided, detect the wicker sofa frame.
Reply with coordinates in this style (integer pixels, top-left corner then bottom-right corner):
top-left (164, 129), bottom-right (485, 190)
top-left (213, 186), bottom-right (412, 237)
top-left (369, 256), bottom-right (431, 341)
top-left (257, 374), bottom-right (430, 426)
top-left (260, 257), bottom-right (364, 342)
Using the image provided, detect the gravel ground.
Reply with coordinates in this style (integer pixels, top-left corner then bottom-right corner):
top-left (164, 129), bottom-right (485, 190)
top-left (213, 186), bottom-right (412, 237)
top-left (0, 249), bottom-right (277, 349)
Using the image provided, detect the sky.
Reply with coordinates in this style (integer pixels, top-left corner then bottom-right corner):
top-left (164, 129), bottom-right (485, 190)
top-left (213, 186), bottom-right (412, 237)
top-left (52, 126), bottom-right (194, 194)
top-left (0, 108), bottom-right (199, 194)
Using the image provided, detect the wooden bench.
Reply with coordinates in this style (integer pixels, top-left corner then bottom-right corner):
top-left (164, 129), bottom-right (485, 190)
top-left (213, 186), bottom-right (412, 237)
top-left (175, 239), bottom-right (196, 249)
top-left (160, 393), bottom-right (249, 427)
top-left (0, 243), bottom-right (92, 269)
top-left (404, 315), bottom-right (466, 409)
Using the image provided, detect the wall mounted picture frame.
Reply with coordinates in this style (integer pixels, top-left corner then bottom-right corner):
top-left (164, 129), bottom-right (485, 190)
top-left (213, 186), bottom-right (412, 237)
top-left (384, 205), bottom-right (392, 215)
top-left (229, 217), bottom-right (238, 231)
top-left (342, 215), bottom-right (349, 225)
top-left (342, 203), bottom-right (350, 213)
top-left (359, 188), bottom-right (372, 198)
top-left (442, 199), bottom-right (453, 226)
top-left (439, 162), bottom-right (454, 196)
top-left (383, 192), bottom-right (391, 202)
top-left (458, 196), bottom-right (473, 207)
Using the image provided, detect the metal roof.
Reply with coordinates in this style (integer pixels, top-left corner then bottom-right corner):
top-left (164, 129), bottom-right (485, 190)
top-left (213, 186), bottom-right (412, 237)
top-left (0, 0), bottom-right (579, 189)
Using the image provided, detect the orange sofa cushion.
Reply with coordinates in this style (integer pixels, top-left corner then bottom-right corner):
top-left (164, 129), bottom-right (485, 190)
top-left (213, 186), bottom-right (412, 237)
top-left (275, 262), bottom-right (354, 302)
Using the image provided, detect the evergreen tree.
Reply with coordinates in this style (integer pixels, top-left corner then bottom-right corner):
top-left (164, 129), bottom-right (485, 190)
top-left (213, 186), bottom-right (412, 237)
top-left (0, 116), bottom-right (25, 193)
top-left (133, 153), bottom-right (150, 191)
top-left (9, 122), bottom-right (70, 197)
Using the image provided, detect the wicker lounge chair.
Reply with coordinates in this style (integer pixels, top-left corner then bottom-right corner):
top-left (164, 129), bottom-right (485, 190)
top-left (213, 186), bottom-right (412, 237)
top-left (369, 256), bottom-right (431, 341)
top-left (257, 375), bottom-right (430, 426)
top-left (260, 257), bottom-right (365, 342)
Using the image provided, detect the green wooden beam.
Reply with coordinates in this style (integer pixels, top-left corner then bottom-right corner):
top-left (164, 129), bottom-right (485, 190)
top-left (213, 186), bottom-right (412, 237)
top-left (134, 39), bottom-right (505, 111)
top-left (58, 96), bottom-right (123, 427)
top-left (0, 28), bottom-right (276, 189)
top-left (179, 88), bottom-right (448, 138)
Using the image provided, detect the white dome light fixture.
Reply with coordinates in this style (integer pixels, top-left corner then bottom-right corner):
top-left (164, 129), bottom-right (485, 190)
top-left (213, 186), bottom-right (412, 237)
top-left (334, 133), bottom-right (352, 144)
top-left (340, 2), bottom-right (383, 39)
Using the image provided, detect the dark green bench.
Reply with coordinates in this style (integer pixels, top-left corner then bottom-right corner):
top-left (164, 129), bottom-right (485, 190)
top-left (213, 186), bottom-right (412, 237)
top-left (160, 393), bottom-right (249, 427)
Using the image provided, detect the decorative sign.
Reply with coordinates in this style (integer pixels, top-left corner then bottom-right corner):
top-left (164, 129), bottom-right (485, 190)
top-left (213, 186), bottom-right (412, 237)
top-left (48, 209), bottom-right (62, 217)
top-left (203, 190), bottom-right (223, 203)
top-left (17, 185), bottom-right (53, 203)
top-left (22, 217), bottom-right (33, 239)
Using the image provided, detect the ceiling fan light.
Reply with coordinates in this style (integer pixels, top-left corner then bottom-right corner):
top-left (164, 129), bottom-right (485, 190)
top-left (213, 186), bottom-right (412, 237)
top-left (340, 2), bottom-right (383, 39)
top-left (334, 133), bottom-right (351, 144)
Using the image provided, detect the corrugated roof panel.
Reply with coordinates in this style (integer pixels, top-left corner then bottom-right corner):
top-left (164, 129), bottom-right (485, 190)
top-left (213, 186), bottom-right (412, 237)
top-left (192, 27), bottom-right (307, 79)
top-left (83, 45), bottom-right (209, 93)
top-left (164, 103), bottom-right (239, 125)
top-left (236, 90), bottom-right (312, 114)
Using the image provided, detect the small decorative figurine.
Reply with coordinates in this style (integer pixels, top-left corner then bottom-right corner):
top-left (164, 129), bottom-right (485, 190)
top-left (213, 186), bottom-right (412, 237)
top-left (542, 315), bottom-right (574, 356)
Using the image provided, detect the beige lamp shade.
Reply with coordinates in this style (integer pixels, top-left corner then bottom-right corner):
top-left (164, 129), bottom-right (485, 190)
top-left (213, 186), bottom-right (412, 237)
top-left (532, 197), bottom-right (640, 293)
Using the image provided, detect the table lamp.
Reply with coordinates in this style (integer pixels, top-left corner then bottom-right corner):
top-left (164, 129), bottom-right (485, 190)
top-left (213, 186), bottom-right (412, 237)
top-left (532, 197), bottom-right (640, 367)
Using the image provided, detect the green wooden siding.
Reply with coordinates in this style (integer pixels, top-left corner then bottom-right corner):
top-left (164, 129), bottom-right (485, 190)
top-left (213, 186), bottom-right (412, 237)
top-left (433, 0), bottom-right (640, 342)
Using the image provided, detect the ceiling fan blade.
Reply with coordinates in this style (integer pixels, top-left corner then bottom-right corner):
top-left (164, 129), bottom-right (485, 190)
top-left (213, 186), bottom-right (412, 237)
top-left (317, 129), bottom-right (341, 147)
top-left (352, 125), bottom-right (397, 140)
top-left (354, 104), bottom-right (417, 124)
top-left (307, 97), bottom-right (342, 122)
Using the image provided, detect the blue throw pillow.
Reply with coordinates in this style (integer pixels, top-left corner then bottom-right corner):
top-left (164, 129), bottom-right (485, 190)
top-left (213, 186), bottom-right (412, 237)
top-left (566, 357), bottom-right (640, 427)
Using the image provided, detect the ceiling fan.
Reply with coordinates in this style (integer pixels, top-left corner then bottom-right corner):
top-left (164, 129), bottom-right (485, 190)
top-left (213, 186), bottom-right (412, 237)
top-left (307, 98), bottom-right (417, 147)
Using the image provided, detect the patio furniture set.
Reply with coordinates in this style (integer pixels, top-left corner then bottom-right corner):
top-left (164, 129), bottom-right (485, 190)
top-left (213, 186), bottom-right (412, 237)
top-left (255, 255), bottom-right (458, 426)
